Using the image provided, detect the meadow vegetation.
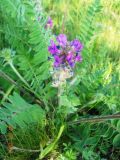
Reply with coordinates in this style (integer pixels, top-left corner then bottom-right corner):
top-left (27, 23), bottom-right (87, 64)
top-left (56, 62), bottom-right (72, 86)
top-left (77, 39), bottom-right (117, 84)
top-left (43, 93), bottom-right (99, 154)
top-left (0, 0), bottom-right (120, 159)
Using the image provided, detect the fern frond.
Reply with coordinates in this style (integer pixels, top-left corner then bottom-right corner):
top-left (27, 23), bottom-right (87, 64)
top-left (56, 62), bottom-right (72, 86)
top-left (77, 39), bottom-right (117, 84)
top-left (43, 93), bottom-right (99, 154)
top-left (79, 0), bottom-right (102, 45)
top-left (0, 0), bottom-right (52, 92)
top-left (0, 92), bottom-right (45, 134)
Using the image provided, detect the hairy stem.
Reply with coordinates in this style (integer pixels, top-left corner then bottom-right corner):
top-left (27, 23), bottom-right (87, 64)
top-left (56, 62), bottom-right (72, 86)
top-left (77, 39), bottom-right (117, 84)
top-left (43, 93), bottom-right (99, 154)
top-left (11, 146), bottom-right (40, 153)
top-left (68, 114), bottom-right (120, 125)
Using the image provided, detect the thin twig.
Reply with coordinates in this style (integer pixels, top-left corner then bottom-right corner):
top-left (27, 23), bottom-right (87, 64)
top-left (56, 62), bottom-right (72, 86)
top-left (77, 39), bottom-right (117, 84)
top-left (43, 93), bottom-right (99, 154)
top-left (68, 114), bottom-right (120, 125)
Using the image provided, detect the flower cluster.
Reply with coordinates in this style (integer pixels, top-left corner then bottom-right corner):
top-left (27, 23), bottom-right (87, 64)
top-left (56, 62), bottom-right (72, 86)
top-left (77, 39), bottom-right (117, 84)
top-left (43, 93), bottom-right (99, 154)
top-left (48, 34), bottom-right (83, 87)
top-left (45, 17), bottom-right (53, 29)
top-left (34, 0), bottom-right (53, 30)
top-left (48, 34), bottom-right (83, 68)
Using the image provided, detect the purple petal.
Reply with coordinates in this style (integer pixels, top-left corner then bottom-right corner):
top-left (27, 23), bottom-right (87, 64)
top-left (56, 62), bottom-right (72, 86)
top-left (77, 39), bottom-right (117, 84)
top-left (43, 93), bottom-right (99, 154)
top-left (54, 56), bottom-right (61, 67)
top-left (75, 54), bottom-right (82, 62)
top-left (68, 61), bottom-right (75, 68)
top-left (56, 34), bottom-right (67, 47)
top-left (48, 40), bottom-right (59, 55)
top-left (45, 17), bottom-right (53, 29)
top-left (54, 55), bottom-right (61, 62)
top-left (71, 39), bottom-right (83, 52)
top-left (66, 51), bottom-right (74, 61)
top-left (54, 61), bottom-right (60, 67)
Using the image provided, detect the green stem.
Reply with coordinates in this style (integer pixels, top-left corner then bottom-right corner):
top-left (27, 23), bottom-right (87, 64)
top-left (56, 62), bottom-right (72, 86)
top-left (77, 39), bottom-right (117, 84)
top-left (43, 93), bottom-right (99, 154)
top-left (39, 125), bottom-right (64, 159)
top-left (58, 85), bottom-right (62, 107)
top-left (9, 61), bottom-right (30, 88)
top-left (58, 84), bottom-right (65, 107)
top-left (0, 85), bottom-right (15, 104)
top-left (0, 69), bottom-right (42, 102)
top-left (0, 70), bottom-right (17, 86)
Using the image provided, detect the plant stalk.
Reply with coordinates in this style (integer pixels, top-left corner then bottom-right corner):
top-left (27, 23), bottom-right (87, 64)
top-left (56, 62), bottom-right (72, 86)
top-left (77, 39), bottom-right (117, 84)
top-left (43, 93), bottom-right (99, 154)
top-left (0, 70), bottom-right (17, 86)
top-left (0, 69), bottom-right (43, 103)
top-left (68, 114), bottom-right (120, 125)
top-left (0, 85), bottom-right (15, 104)
top-left (9, 61), bottom-right (30, 88)
top-left (58, 85), bottom-right (63, 107)
top-left (11, 146), bottom-right (40, 153)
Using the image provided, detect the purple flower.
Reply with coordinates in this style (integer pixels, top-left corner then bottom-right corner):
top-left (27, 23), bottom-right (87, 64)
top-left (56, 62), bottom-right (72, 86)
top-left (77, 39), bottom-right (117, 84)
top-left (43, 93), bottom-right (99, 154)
top-left (68, 60), bottom-right (75, 68)
top-left (75, 54), bottom-right (82, 62)
top-left (71, 39), bottom-right (83, 52)
top-left (60, 55), bottom-right (66, 63)
top-left (66, 51), bottom-right (74, 61)
top-left (54, 55), bottom-right (61, 67)
top-left (48, 40), bottom-right (59, 55)
top-left (45, 17), bottom-right (53, 29)
top-left (48, 34), bottom-right (83, 69)
top-left (56, 34), bottom-right (67, 47)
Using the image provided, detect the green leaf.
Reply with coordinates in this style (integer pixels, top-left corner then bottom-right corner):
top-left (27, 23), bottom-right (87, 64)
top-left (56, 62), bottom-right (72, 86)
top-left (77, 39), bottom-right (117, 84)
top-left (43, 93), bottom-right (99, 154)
top-left (0, 121), bottom-right (7, 134)
top-left (60, 95), bottom-right (72, 108)
top-left (113, 134), bottom-right (120, 148)
top-left (85, 136), bottom-right (100, 146)
top-left (117, 120), bottom-right (120, 132)
top-left (0, 92), bottom-right (45, 134)
top-left (60, 95), bottom-right (77, 114)
top-left (68, 94), bottom-right (81, 106)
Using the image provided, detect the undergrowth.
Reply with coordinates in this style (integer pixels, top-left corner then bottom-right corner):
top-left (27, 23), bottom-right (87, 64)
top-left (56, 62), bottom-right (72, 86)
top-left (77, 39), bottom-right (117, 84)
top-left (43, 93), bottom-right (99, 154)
top-left (0, 0), bottom-right (120, 159)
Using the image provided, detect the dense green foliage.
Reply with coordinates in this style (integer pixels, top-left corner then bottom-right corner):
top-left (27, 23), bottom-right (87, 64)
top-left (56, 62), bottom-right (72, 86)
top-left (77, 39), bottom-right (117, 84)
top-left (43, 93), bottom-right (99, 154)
top-left (0, 0), bottom-right (120, 159)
